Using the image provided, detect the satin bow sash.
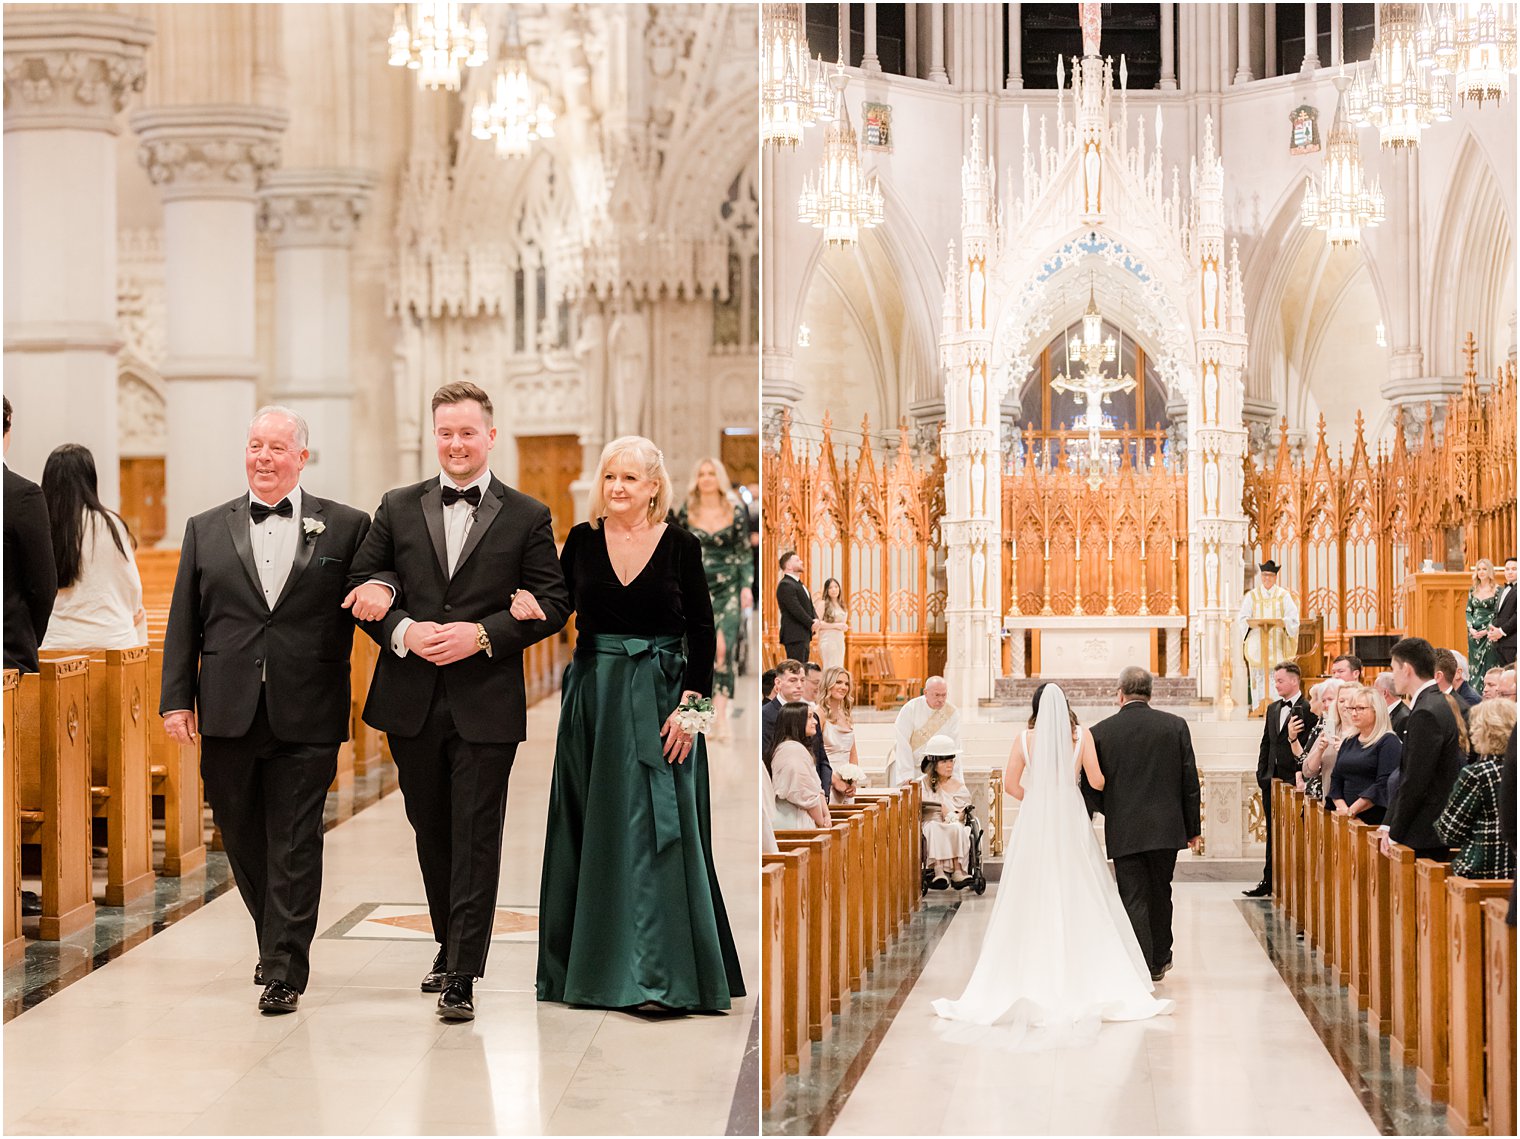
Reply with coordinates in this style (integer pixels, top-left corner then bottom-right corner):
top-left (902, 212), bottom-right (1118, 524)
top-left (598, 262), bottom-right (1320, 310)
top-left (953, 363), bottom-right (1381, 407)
top-left (577, 633), bottom-right (686, 854)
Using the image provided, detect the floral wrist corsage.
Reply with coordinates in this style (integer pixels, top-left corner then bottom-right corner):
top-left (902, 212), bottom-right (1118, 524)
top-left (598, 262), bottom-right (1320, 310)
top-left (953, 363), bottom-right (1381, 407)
top-left (672, 695), bottom-right (715, 737)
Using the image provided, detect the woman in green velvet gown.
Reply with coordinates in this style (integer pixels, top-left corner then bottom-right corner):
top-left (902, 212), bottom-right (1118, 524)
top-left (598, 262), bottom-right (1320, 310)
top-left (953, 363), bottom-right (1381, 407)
top-left (521, 435), bottom-right (744, 1012)
top-left (1466, 558), bottom-right (1500, 694)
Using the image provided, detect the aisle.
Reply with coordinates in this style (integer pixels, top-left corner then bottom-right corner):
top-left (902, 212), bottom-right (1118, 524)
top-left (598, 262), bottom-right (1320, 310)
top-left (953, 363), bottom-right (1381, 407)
top-left (827, 884), bottom-right (1381, 1136)
top-left (2, 683), bottom-right (758, 1136)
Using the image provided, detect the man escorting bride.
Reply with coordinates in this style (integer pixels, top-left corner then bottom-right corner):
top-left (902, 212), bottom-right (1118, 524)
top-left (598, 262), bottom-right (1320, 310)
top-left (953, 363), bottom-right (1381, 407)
top-left (934, 668), bottom-right (1200, 1049)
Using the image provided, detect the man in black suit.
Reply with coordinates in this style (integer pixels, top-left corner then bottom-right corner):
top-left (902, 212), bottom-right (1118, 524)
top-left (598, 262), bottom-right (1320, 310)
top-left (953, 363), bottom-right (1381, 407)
top-left (3, 397), bottom-right (57, 672)
top-left (1245, 660), bottom-right (1317, 898)
top-left (1435, 648), bottom-right (1481, 709)
top-left (775, 550), bottom-right (818, 663)
top-left (1490, 557), bottom-right (1516, 666)
top-left (1089, 667), bottom-right (1201, 982)
top-left (160, 407), bottom-right (371, 1014)
top-left (1383, 636), bottom-right (1465, 862)
top-left (1374, 673), bottom-right (1410, 739)
top-left (344, 382), bottom-right (570, 1022)
top-left (760, 658), bottom-right (831, 791)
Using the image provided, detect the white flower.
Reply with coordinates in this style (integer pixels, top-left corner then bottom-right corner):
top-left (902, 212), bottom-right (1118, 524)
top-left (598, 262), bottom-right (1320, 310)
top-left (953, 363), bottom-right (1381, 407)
top-left (834, 763), bottom-right (865, 784)
top-left (302, 517), bottom-right (325, 536)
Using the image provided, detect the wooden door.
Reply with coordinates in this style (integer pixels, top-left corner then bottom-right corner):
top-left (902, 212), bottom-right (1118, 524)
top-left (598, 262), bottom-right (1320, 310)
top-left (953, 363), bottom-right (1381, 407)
top-left (515, 434), bottom-right (581, 543)
top-left (721, 429), bottom-right (759, 490)
top-left (119, 457), bottom-right (166, 547)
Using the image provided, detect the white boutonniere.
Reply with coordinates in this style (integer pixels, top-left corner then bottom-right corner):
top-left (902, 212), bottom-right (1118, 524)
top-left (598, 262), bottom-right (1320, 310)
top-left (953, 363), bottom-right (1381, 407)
top-left (673, 695), bottom-right (715, 736)
top-left (302, 517), bottom-right (325, 540)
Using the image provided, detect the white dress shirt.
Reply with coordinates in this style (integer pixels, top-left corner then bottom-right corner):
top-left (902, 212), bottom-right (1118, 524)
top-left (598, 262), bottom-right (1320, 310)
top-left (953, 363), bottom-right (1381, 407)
top-left (249, 486), bottom-right (303, 607)
top-left (390, 471), bottom-right (490, 658)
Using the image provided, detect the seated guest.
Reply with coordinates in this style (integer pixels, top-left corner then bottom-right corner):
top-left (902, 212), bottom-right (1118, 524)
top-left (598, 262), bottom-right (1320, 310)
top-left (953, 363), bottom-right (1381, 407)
top-left (919, 735), bottom-right (973, 890)
top-left (39, 443), bottom-right (146, 651)
top-left (1374, 672), bottom-right (1410, 738)
top-left (1328, 685), bottom-right (1401, 825)
top-left (761, 667), bottom-right (777, 703)
top-left (1435, 648), bottom-right (1480, 710)
top-left (1483, 668), bottom-right (1517, 703)
top-left (802, 660), bottom-right (824, 704)
top-left (1451, 650), bottom-right (1482, 706)
top-left (1329, 654), bottom-right (1363, 683)
top-left (1384, 636), bottom-right (1466, 862)
top-left (1436, 699), bottom-right (1518, 879)
top-left (766, 703), bottom-right (829, 830)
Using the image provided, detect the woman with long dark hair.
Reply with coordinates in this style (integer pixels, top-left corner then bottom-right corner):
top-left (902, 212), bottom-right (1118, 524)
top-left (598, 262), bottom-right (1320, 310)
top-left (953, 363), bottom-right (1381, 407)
top-left (766, 702), bottom-right (829, 829)
top-left (39, 444), bottom-right (145, 650)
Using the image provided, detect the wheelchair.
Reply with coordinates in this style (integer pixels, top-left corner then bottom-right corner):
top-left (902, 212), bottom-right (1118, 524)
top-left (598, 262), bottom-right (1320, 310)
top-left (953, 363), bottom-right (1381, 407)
top-left (920, 802), bottom-right (988, 896)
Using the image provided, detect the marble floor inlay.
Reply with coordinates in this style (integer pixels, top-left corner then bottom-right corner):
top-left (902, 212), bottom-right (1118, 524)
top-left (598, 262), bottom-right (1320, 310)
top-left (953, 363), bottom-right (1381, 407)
top-left (4, 665), bottom-right (758, 1136)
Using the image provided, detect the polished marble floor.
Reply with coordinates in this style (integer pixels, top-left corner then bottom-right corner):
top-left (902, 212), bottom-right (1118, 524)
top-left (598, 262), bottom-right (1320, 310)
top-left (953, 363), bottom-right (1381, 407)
top-left (3, 681), bottom-right (759, 1136)
top-left (771, 883), bottom-right (1443, 1136)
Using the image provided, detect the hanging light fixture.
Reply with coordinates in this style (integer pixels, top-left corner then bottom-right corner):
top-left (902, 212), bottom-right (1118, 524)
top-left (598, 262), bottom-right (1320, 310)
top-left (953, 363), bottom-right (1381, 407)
top-left (760, 4), bottom-right (832, 147)
top-left (1345, 3), bottom-right (1452, 147)
top-left (1301, 74), bottom-right (1386, 247)
top-left (470, 12), bottom-right (556, 159)
top-left (388, 3), bottom-right (489, 92)
top-left (797, 65), bottom-right (883, 246)
top-left (1417, 2), bottom-right (1518, 107)
top-left (1051, 278), bottom-right (1135, 490)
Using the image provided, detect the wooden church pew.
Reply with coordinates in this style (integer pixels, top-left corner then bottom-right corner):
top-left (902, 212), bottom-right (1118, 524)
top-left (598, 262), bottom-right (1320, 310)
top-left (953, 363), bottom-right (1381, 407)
top-left (1482, 898), bottom-right (1516, 1138)
top-left (1364, 826), bottom-right (1393, 1035)
top-left (760, 863), bottom-right (786, 1111)
top-left (761, 848), bottom-right (811, 1076)
top-left (4, 671), bottom-right (25, 965)
top-left (1388, 842), bottom-right (1420, 1066)
top-left (1445, 878), bottom-right (1513, 1135)
top-left (775, 833), bottom-right (834, 1044)
top-left (145, 645), bottom-right (206, 876)
top-left (1415, 858), bottom-right (1452, 1103)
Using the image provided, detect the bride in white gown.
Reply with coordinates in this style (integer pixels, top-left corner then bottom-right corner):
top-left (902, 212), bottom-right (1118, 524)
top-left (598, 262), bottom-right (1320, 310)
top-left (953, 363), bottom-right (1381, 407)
top-left (932, 682), bottom-right (1173, 1048)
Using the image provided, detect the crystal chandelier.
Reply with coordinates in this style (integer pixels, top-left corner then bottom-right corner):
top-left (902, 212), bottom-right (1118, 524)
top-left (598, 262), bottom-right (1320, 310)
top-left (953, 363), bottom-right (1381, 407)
top-left (470, 13), bottom-right (555, 159)
top-left (1418, 3), bottom-right (1518, 106)
top-left (760, 4), bottom-right (833, 147)
top-left (797, 67), bottom-right (883, 247)
top-left (388, 3), bottom-right (489, 92)
top-left (1345, 4), bottom-right (1452, 147)
top-left (1301, 75), bottom-right (1386, 247)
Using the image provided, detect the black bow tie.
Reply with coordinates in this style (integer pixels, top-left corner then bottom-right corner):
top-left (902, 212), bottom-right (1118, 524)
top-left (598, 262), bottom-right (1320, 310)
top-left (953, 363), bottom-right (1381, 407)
top-left (250, 498), bottom-right (293, 523)
top-left (442, 485), bottom-right (481, 508)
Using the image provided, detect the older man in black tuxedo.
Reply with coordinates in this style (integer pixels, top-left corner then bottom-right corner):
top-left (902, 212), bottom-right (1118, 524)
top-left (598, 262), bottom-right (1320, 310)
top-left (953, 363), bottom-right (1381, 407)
top-left (1383, 636), bottom-right (1466, 862)
top-left (1089, 667), bottom-right (1201, 982)
top-left (3, 397), bottom-right (57, 673)
top-left (344, 381), bottom-right (570, 1022)
top-left (1245, 661), bottom-right (1317, 898)
top-left (161, 407), bottom-right (371, 1014)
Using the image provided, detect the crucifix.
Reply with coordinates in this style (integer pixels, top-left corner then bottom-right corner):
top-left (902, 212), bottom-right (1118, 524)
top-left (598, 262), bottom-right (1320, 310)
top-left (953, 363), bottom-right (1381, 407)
top-left (1051, 277), bottom-right (1136, 489)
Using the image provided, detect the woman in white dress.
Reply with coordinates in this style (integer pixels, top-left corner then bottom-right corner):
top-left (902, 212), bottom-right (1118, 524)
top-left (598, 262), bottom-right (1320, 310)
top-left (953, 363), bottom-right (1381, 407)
top-left (933, 682), bottom-right (1172, 1048)
top-left (815, 578), bottom-right (848, 671)
top-left (819, 665), bottom-right (859, 765)
top-left (918, 735), bottom-right (973, 889)
top-left (766, 703), bottom-right (829, 830)
top-left (39, 444), bottom-right (146, 651)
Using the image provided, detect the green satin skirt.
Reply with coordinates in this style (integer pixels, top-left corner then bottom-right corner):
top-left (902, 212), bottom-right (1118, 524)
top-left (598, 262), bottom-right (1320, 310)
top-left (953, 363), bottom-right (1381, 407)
top-left (536, 633), bottom-right (745, 1010)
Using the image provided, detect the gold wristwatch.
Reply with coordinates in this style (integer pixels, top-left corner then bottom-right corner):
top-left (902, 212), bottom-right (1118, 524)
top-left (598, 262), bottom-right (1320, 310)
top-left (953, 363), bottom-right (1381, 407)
top-left (475, 622), bottom-right (492, 657)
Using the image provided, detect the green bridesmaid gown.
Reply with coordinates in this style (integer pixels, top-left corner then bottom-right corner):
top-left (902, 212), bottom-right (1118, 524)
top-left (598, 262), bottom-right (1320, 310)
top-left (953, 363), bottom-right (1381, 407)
top-left (536, 522), bottom-right (745, 1010)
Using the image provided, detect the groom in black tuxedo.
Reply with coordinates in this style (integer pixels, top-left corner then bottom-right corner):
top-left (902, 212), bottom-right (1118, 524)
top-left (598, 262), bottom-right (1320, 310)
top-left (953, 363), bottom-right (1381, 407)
top-left (1088, 666), bottom-right (1201, 983)
top-left (1245, 660), bottom-right (1316, 898)
top-left (1492, 557), bottom-right (1517, 666)
top-left (160, 407), bottom-right (371, 1014)
top-left (345, 381), bottom-right (569, 1021)
top-left (775, 550), bottom-right (818, 663)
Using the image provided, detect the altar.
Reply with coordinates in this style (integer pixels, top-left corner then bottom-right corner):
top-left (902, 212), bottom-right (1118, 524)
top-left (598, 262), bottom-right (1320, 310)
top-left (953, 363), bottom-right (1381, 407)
top-left (1004, 614), bottom-right (1189, 679)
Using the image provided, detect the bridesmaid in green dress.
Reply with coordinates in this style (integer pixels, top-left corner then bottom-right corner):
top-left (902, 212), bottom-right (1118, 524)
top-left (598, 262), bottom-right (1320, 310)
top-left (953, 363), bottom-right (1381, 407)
top-left (1466, 558), bottom-right (1500, 693)
top-left (524, 436), bottom-right (744, 1012)
top-left (677, 457), bottom-right (754, 742)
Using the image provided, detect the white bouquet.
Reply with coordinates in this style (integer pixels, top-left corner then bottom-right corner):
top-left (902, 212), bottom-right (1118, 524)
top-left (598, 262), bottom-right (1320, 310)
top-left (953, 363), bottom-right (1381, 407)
top-left (673, 695), bottom-right (715, 736)
top-left (833, 763), bottom-right (865, 785)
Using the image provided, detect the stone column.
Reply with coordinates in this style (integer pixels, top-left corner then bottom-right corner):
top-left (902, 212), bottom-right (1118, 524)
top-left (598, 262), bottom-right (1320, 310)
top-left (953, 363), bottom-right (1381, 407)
top-left (761, 147), bottom-right (803, 423)
top-left (1302, 2), bottom-right (1320, 71)
top-left (929, 4), bottom-right (949, 84)
top-left (2, 10), bottom-right (154, 502)
top-left (131, 105), bottom-right (287, 541)
top-left (862, 4), bottom-right (881, 72)
top-left (1236, 3), bottom-right (1254, 83)
top-left (906, 4), bottom-right (919, 78)
top-left (1330, 2), bottom-right (1344, 66)
top-left (1007, 3), bottom-right (1023, 89)
top-left (1265, 3), bottom-right (1278, 76)
top-left (1160, 2), bottom-right (1177, 89)
top-left (258, 169), bottom-right (374, 502)
top-left (838, 2), bottom-right (850, 65)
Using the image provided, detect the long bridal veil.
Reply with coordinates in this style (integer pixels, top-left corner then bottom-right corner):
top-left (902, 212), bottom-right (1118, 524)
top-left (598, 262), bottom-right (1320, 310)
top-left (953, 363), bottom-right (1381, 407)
top-left (931, 683), bottom-right (1173, 1050)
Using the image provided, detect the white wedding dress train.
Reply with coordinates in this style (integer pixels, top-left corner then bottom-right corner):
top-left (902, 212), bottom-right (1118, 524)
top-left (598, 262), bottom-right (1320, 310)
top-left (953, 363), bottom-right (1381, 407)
top-left (932, 684), bottom-right (1173, 1050)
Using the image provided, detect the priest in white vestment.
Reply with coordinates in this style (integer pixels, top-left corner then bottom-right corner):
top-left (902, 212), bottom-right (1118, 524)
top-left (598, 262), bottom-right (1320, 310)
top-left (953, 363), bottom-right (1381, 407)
top-left (1237, 559), bottom-right (1300, 706)
top-left (890, 676), bottom-right (963, 785)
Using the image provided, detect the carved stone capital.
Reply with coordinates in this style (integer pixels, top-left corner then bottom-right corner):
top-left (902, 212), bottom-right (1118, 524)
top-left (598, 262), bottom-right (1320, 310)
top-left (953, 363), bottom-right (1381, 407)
top-left (258, 169), bottom-right (377, 249)
top-left (130, 104), bottom-right (288, 203)
top-left (2, 11), bottom-right (153, 133)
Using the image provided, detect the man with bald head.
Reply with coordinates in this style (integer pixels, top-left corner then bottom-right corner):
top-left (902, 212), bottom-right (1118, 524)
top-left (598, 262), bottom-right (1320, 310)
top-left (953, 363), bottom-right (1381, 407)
top-left (161, 407), bottom-right (374, 1015)
top-left (890, 675), bottom-right (962, 784)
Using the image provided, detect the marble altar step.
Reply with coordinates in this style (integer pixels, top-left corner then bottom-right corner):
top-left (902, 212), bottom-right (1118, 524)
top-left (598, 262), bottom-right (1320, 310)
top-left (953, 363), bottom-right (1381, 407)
top-left (988, 675), bottom-right (1200, 704)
